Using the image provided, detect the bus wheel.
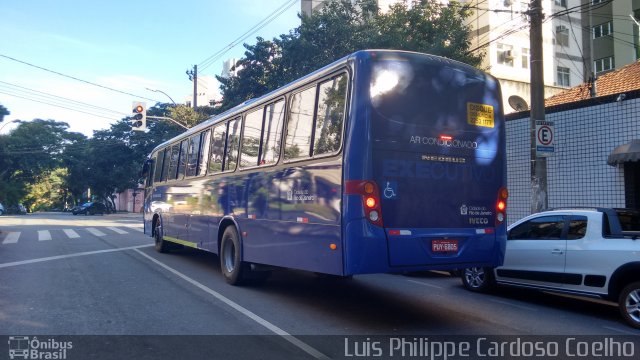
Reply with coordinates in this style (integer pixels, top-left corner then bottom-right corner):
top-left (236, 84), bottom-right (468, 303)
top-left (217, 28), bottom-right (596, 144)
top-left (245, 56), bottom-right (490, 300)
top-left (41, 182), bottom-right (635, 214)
top-left (220, 226), bottom-right (246, 285)
top-left (154, 219), bottom-right (171, 253)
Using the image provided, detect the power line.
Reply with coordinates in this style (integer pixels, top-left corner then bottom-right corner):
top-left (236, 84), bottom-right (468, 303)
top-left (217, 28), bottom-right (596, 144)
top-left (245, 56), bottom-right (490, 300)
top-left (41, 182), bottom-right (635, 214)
top-left (197, 0), bottom-right (298, 72)
top-left (0, 90), bottom-right (122, 122)
top-left (0, 53), bottom-right (163, 103)
top-left (0, 80), bottom-right (129, 117)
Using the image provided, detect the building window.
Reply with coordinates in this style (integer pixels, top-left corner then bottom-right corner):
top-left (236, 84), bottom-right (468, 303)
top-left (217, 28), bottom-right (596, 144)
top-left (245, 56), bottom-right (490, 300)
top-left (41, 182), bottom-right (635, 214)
top-left (497, 43), bottom-right (514, 66)
top-left (557, 66), bottom-right (570, 87)
top-left (593, 21), bottom-right (612, 39)
top-left (556, 26), bottom-right (569, 47)
top-left (594, 57), bottom-right (614, 74)
top-left (554, 0), bottom-right (566, 7)
top-left (521, 48), bottom-right (530, 69)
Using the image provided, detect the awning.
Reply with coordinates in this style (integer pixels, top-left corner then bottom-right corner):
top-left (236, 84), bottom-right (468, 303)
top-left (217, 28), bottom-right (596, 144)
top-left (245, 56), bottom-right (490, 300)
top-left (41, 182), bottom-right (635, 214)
top-left (608, 140), bottom-right (640, 166)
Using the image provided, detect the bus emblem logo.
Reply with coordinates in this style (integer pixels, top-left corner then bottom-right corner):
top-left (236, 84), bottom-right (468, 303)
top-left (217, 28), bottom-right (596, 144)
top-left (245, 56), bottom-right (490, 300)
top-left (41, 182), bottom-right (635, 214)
top-left (460, 204), bottom-right (468, 215)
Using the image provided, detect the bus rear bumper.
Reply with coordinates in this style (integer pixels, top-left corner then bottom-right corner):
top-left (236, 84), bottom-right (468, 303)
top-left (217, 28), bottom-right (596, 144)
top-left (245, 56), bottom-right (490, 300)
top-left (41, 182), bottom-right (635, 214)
top-left (343, 220), bottom-right (505, 275)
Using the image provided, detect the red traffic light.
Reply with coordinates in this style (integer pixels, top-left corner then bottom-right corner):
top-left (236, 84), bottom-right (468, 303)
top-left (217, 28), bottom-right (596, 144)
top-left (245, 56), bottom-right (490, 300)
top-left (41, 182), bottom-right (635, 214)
top-left (134, 105), bottom-right (144, 113)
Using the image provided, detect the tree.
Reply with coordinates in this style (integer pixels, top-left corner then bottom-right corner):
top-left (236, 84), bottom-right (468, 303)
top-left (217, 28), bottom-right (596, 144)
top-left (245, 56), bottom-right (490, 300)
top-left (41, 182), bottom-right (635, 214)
top-left (0, 119), bottom-right (85, 206)
top-left (216, 38), bottom-right (284, 112)
top-left (24, 168), bottom-right (68, 211)
top-left (216, 0), bottom-right (482, 109)
top-left (168, 105), bottom-right (209, 129)
top-left (0, 104), bottom-right (9, 123)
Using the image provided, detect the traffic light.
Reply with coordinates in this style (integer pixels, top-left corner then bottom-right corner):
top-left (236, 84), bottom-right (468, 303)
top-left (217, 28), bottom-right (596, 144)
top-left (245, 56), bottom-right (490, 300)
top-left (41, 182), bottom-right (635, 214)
top-left (131, 101), bottom-right (147, 131)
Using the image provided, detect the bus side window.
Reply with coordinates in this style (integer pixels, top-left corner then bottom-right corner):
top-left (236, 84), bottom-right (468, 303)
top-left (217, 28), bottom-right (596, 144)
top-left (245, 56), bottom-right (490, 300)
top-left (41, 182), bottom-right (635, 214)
top-left (261, 100), bottom-right (285, 165)
top-left (240, 108), bottom-right (264, 168)
top-left (313, 74), bottom-right (347, 156)
top-left (176, 139), bottom-right (189, 180)
top-left (197, 129), bottom-right (211, 176)
top-left (209, 124), bottom-right (226, 174)
top-left (167, 144), bottom-right (180, 181)
top-left (285, 86), bottom-right (316, 161)
top-left (225, 118), bottom-right (242, 171)
top-left (153, 149), bottom-right (165, 183)
top-left (186, 133), bottom-right (202, 177)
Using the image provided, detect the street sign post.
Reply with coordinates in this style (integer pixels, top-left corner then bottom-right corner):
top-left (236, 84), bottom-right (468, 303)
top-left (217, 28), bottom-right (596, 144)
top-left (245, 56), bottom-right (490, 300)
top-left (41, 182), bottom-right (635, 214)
top-left (535, 119), bottom-right (554, 156)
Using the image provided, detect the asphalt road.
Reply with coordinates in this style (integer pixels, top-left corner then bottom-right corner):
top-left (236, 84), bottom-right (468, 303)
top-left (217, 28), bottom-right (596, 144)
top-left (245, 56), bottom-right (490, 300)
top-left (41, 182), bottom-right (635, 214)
top-left (1, 212), bottom-right (638, 359)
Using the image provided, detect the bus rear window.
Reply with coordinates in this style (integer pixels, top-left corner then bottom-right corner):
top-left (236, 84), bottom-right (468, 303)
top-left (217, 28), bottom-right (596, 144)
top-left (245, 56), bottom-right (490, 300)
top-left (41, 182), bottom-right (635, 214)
top-left (370, 56), bottom-right (501, 162)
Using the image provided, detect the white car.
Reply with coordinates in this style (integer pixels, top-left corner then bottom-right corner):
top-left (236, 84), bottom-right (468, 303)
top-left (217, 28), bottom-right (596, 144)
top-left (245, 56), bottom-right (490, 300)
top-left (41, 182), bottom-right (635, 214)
top-left (461, 208), bottom-right (640, 329)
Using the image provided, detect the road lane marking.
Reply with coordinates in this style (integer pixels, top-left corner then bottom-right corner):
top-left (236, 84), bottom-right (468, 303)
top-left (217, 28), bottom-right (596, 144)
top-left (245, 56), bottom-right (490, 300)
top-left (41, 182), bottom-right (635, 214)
top-left (38, 230), bottom-right (52, 241)
top-left (86, 228), bottom-right (106, 237)
top-left (107, 227), bottom-right (128, 234)
top-left (2, 232), bottom-right (20, 244)
top-left (133, 249), bottom-right (329, 360)
top-left (0, 244), bottom-right (153, 269)
top-left (603, 326), bottom-right (639, 335)
top-left (488, 298), bottom-right (537, 312)
top-left (126, 226), bottom-right (144, 233)
top-left (63, 229), bottom-right (80, 239)
top-left (405, 279), bottom-right (444, 289)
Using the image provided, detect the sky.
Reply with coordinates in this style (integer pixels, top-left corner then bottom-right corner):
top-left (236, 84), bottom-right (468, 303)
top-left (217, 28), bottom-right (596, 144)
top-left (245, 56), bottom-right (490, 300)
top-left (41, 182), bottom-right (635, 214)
top-left (0, 0), bottom-right (301, 137)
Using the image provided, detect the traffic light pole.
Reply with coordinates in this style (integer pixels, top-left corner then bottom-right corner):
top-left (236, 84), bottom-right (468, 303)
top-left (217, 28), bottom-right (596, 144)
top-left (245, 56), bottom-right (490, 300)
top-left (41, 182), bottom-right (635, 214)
top-left (146, 116), bottom-right (189, 130)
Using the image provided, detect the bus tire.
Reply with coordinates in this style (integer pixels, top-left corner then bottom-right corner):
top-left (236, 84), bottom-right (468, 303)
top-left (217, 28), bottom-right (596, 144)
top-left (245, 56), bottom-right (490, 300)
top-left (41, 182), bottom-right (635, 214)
top-left (154, 218), bottom-right (171, 253)
top-left (461, 267), bottom-right (495, 292)
top-left (220, 226), bottom-right (246, 285)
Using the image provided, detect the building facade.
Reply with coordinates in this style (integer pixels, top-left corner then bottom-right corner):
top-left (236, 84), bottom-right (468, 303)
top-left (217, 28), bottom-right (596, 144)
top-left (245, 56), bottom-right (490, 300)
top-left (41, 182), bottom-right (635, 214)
top-left (582, 0), bottom-right (640, 78)
top-left (184, 75), bottom-right (222, 108)
top-left (506, 88), bottom-right (640, 224)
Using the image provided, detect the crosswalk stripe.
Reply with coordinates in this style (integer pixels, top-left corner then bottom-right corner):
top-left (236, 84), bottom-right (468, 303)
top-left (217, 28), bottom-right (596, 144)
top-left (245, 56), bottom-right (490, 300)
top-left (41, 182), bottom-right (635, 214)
top-left (86, 228), bottom-right (106, 237)
top-left (2, 232), bottom-right (20, 244)
top-left (38, 230), bottom-right (52, 241)
top-left (63, 229), bottom-right (80, 239)
top-left (107, 227), bottom-right (128, 235)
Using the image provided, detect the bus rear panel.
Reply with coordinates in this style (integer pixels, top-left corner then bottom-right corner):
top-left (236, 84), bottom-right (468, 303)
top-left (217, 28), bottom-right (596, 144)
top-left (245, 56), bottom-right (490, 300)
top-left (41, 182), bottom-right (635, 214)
top-left (342, 51), bottom-right (507, 275)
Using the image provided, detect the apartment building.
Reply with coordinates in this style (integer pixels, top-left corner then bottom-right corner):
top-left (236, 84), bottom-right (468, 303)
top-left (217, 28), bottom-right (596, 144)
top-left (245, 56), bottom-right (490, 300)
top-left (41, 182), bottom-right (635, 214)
top-left (582, 0), bottom-right (640, 78)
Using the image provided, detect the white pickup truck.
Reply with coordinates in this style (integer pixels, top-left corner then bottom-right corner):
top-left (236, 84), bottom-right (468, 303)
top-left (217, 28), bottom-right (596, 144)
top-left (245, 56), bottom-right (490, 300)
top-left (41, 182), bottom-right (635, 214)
top-left (461, 208), bottom-right (640, 329)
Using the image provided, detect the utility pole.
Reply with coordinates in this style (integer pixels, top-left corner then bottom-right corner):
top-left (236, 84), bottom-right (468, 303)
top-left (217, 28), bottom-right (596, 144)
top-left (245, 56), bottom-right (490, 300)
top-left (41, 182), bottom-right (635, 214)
top-left (186, 65), bottom-right (198, 109)
top-left (529, 0), bottom-right (548, 213)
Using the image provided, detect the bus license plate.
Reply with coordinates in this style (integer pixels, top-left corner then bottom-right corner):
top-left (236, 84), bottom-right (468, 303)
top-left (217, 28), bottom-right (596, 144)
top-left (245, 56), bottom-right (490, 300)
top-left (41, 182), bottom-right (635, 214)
top-left (432, 239), bottom-right (458, 252)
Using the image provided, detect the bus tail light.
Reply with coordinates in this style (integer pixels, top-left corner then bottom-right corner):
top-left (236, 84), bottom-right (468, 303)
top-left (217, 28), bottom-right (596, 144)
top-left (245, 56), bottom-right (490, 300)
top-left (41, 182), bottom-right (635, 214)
top-left (345, 180), bottom-right (384, 227)
top-left (496, 187), bottom-right (508, 226)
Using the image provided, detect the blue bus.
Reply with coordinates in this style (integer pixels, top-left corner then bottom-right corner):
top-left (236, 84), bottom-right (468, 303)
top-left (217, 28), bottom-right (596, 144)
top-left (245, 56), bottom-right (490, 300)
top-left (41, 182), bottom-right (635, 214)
top-left (142, 50), bottom-right (508, 285)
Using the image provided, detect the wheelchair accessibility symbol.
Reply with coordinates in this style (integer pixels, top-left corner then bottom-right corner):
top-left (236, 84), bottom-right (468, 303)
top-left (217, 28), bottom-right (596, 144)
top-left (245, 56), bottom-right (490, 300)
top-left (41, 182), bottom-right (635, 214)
top-left (383, 181), bottom-right (397, 199)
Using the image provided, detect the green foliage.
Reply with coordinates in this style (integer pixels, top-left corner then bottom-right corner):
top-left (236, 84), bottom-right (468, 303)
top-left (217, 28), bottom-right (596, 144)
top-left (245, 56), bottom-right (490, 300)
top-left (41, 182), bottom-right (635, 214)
top-left (24, 168), bottom-right (68, 211)
top-left (0, 103), bottom-right (9, 122)
top-left (168, 105), bottom-right (209, 129)
top-left (0, 103), bottom-right (189, 211)
top-left (0, 119), bottom-right (83, 206)
top-left (217, 0), bottom-right (482, 110)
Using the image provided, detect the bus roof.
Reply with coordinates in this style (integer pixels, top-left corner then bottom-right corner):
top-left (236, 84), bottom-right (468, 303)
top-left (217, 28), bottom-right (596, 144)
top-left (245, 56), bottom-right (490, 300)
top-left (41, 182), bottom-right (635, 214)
top-left (149, 49), bottom-right (487, 155)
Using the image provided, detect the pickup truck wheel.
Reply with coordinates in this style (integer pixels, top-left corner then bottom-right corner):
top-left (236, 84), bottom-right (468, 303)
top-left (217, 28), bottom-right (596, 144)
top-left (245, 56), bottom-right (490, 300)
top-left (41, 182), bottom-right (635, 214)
top-left (461, 267), bottom-right (495, 292)
top-left (619, 281), bottom-right (640, 329)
